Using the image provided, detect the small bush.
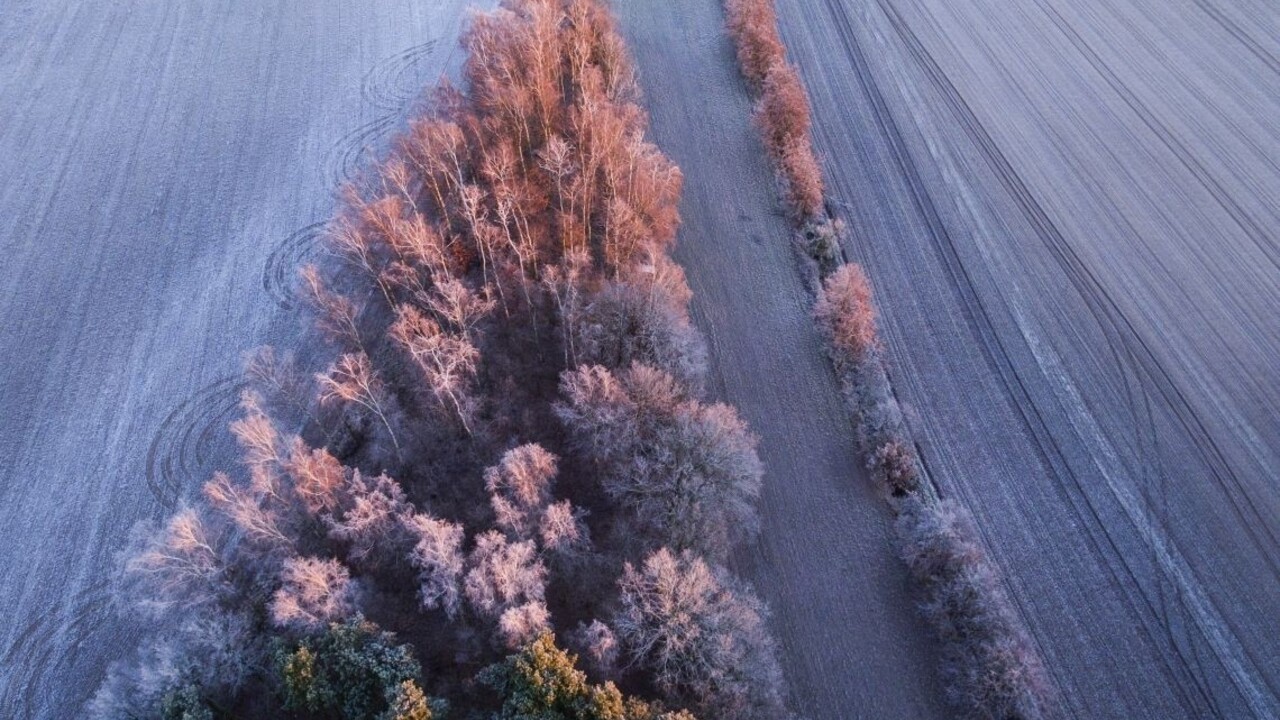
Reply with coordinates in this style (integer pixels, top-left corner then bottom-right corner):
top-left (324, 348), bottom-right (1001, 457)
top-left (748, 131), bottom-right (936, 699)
top-left (755, 64), bottom-right (811, 155)
top-left (814, 264), bottom-right (879, 364)
top-left (158, 684), bottom-right (214, 720)
top-left (777, 138), bottom-right (825, 219)
top-left (868, 437), bottom-right (919, 497)
top-left (897, 497), bottom-right (1048, 719)
top-left (724, 0), bottom-right (785, 92)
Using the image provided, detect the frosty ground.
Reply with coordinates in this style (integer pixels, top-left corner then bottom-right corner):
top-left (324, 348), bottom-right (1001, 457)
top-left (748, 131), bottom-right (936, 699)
top-left (775, 0), bottom-right (1280, 716)
top-left (2, 1), bottom-right (1278, 718)
top-left (0, 2), bottom-right (478, 716)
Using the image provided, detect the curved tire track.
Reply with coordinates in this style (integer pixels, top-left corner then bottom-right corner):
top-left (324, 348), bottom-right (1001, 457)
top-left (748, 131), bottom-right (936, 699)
top-left (361, 39), bottom-right (439, 112)
top-left (262, 221), bottom-right (329, 310)
top-left (1, 580), bottom-right (111, 718)
top-left (144, 377), bottom-right (247, 510)
top-left (323, 113), bottom-right (397, 191)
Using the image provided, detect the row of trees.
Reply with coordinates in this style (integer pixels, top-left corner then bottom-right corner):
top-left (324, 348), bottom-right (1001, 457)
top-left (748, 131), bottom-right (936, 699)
top-left (722, 0), bottom-right (1052, 716)
top-left (724, 0), bottom-right (825, 223)
top-left (815, 268), bottom-right (1049, 719)
top-left (96, 0), bottom-right (785, 718)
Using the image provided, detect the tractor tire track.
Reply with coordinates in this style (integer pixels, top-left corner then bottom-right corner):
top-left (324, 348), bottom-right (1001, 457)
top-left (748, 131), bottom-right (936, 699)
top-left (815, 1), bottom-right (1085, 712)
top-left (278, 40), bottom-right (440, 310)
top-left (262, 221), bottom-right (328, 310)
top-left (872, 0), bottom-right (1280, 713)
top-left (143, 377), bottom-right (247, 510)
top-left (820, 0), bottom-right (1231, 714)
top-left (1, 579), bottom-right (111, 718)
top-left (1028, 0), bottom-right (1280, 275)
top-left (323, 113), bottom-right (397, 191)
top-left (361, 39), bottom-right (439, 112)
top-left (1185, 0), bottom-right (1280, 78)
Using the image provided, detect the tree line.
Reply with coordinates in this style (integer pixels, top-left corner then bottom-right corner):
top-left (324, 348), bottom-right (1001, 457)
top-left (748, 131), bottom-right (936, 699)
top-left (723, 1), bottom-right (1051, 718)
top-left (94, 1), bottom-right (785, 718)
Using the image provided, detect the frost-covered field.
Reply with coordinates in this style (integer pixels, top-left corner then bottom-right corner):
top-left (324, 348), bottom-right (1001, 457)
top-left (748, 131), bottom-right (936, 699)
top-left (5, 0), bottom-right (1278, 718)
top-left (775, 0), bottom-right (1280, 716)
top-left (0, 2), bottom-right (477, 715)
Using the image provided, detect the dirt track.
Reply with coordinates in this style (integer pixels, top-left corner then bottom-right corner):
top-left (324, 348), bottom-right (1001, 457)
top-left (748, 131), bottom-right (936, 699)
top-left (775, 0), bottom-right (1280, 716)
top-left (614, 3), bottom-right (951, 718)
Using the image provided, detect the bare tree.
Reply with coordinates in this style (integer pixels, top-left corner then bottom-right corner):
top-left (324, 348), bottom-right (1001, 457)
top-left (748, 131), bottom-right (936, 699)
top-left (402, 512), bottom-right (465, 617)
top-left (485, 443), bottom-right (557, 538)
top-left (538, 499), bottom-right (589, 556)
top-left (497, 601), bottom-right (551, 650)
top-left (614, 548), bottom-right (783, 718)
top-left (301, 265), bottom-right (364, 351)
top-left (229, 391), bottom-right (283, 472)
top-left (90, 609), bottom-right (256, 719)
top-left (557, 364), bottom-right (761, 556)
top-left (125, 508), bottom-right (227, 614)
top-left (389, 305), bottom-right (480, 434)
top-left (463, 530), bottom-right (547, 620)
top-left (244, 347), bottom-right (318, 428)
top-left (203, 472), bottom-right (293, 557)
top-left (270, 556), bottom-right (359, 631)
top-left (421, 274), bottom-right (495, 342)
top-left (316, 352), bottom-right (401, 453)
top-left (284, 440), bottom-right (348, 516)
top-left (326, 471), bottom-right (412, 569)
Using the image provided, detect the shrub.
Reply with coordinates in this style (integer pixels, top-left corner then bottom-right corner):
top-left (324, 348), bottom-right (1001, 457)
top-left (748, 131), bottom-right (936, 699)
top-left (868, 437), bottom-right (920, 497)
top-left (158, 683), bottom-right (214, 720)
top-left (403, 512), bottom-right (466, 617)
top-left (755, 64), bottom-right (811, 157)
top-left (896, 497), bottom-right (1048, 719)
top-left (724, 0), bottom-right (825, 222)
top-left (570, 619), bottom-right (620, 678)
top-left (777, 138), bottom-right (824, 219)
top-left (723, 0), bottom-right (785, 92)
top-left (814, 263), bottom-right (879, 364)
